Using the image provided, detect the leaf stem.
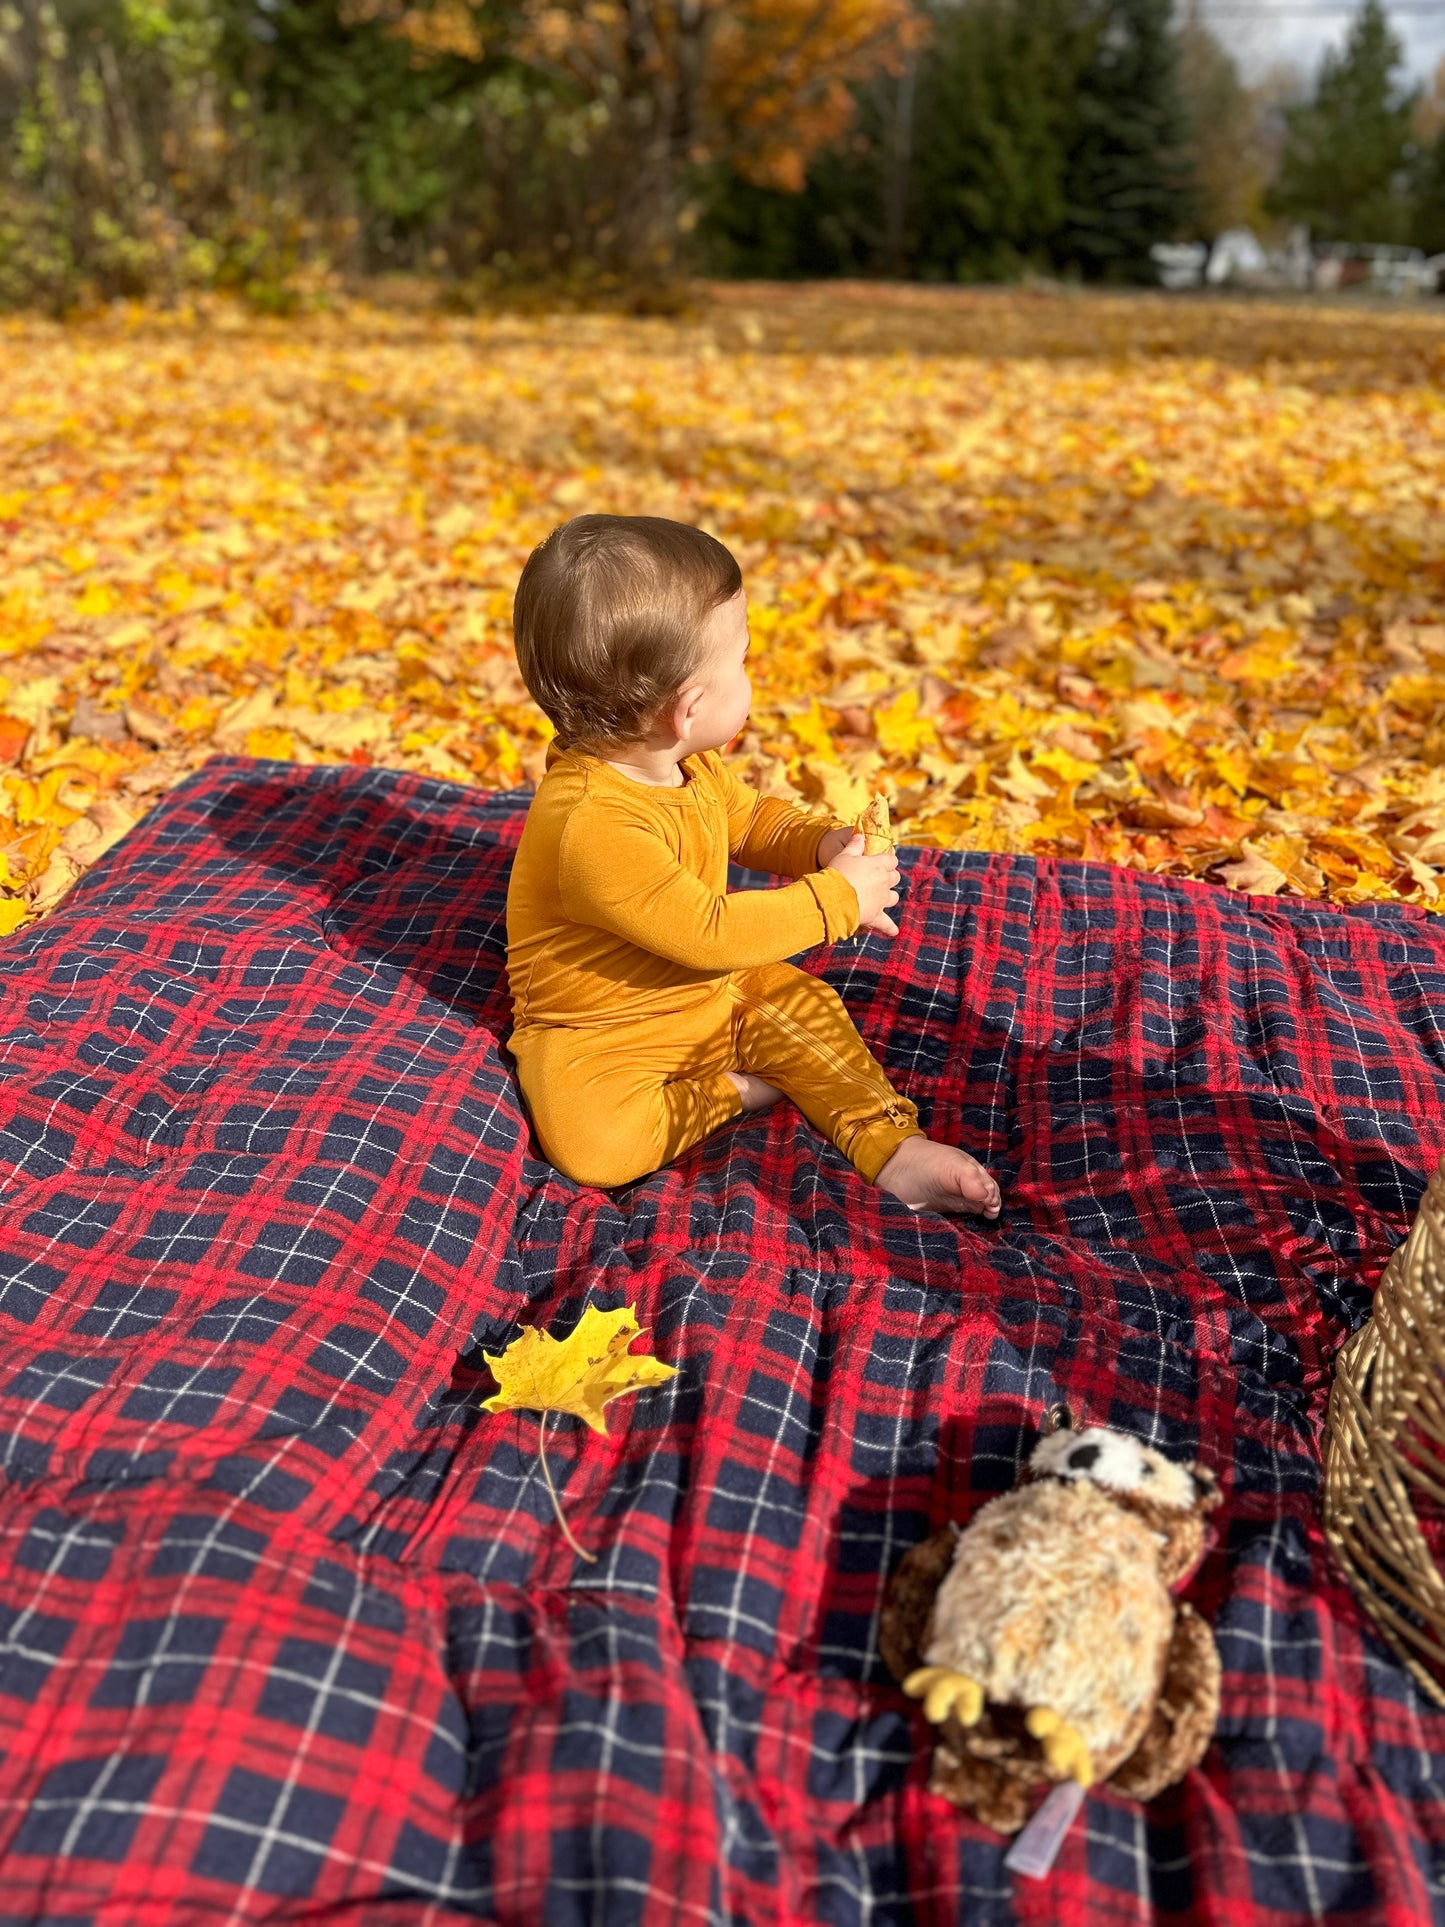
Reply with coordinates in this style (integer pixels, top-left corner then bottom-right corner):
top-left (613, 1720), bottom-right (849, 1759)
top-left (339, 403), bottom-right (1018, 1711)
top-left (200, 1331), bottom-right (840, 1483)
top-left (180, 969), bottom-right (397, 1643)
top-left (537, 1411), bottom-right (597, 1565)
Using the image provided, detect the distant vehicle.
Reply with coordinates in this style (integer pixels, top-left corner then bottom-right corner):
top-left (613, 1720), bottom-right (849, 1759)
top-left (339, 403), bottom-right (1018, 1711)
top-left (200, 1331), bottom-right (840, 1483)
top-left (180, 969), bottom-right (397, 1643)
top-left (1150, 242), bottom-right (1208, 290)
top-left (1206, 228), bottom-right (1271, 287)
top-left (1150, 228), bottom-right (1445, 295)
top-left (1311, 243), bottom-right (1445, 295)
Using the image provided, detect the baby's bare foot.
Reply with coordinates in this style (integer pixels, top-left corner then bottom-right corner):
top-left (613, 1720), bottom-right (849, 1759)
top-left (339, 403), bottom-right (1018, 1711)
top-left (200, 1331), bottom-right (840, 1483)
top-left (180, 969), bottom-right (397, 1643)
top-left (727, 1071), bottom-right (785, 1115)
top-left (875, 1136), bottom-right (1000, 1218)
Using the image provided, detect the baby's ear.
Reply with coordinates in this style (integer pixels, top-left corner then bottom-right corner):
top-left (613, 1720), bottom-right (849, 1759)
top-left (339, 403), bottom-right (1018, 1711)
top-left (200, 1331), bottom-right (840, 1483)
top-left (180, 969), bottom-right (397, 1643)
top-left (671, 681), bottom-right (708, 738)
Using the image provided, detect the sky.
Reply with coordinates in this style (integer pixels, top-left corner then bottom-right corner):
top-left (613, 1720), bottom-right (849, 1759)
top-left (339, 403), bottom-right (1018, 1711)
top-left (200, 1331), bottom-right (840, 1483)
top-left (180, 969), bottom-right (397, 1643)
top-left (1203, 2), bottom-right (1445, 89)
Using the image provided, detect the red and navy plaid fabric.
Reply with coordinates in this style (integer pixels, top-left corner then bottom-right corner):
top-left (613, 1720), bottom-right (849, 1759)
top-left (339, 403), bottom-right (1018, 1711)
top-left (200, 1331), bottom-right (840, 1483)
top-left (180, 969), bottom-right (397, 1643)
top-left (0, 755), bottom-right (1442, 1926)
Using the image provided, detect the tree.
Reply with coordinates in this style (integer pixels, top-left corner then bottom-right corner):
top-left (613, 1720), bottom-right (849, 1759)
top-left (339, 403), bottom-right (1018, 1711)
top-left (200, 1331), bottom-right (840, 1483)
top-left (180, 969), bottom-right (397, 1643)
top-left (1412, 134), bottom-right (1445, 254)
top-left (697, 90), bottom-right (895, 278)
top-left (1267, 0), bottom-right (1418, 244)
top-left (906, 0), bottom-right (1083, 282)
top-left (701, 0), bottom-right (1201, 285)
top-left (1057, 0), bottom-right (1198, 280)
top-left (1408, 55), bottom-right (1445, 252)
top-left (360, 0), bottom-right (927, 275)
top-left (1177, 9), bottom-right (1271, 234)
top-left (909, 0), bottom-right (1194, 284)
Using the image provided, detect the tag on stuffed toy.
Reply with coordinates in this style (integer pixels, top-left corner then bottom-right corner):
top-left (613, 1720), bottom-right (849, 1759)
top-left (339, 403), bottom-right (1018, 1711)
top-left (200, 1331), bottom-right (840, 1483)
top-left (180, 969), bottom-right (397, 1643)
top-left (855, 793), bottom-right (892, 854)
top-left (1003, 1780), bottom-right (1085, 1880)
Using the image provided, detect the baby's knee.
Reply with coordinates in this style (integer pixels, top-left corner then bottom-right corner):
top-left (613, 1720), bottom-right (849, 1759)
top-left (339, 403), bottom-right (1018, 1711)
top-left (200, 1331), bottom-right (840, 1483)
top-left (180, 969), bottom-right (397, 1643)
top-left (738, 965), bottom-right (852, 1040)
top-left (736, 960), bottom-right (843, 1015)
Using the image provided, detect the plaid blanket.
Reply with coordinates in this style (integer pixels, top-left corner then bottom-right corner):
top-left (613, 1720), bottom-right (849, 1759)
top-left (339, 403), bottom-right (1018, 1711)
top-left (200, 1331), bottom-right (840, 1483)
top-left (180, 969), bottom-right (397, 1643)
top-left (0, 756), bottom-right (1443, 1927)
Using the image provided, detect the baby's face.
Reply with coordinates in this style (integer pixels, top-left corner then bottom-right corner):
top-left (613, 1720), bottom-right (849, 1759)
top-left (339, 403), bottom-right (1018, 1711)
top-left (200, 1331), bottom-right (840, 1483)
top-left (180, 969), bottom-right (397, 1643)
top-left (686, 589), bottom-right (752, 752)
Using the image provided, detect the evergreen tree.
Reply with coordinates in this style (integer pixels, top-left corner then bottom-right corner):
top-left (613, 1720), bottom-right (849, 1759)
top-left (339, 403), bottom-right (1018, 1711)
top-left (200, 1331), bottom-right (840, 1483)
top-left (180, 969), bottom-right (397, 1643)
top-left (701, 0), bottom-right (1201, 284)
top-left (906, 0), bottom-right (1083, 282)
top-left (1267, 0), bottom-right (1418, 243)
top-left (1057, 0), bottom-right (1198, 280)
top-left (1411, 131), bottom-right (1445, 254)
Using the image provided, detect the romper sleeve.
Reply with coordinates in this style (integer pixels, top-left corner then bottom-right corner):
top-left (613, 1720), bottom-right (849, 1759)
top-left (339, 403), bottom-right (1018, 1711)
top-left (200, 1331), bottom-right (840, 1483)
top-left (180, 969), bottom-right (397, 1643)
top-left (558, 799), bottom-right (858, 970)
top-left (709, 755), bottom-right (848, 878)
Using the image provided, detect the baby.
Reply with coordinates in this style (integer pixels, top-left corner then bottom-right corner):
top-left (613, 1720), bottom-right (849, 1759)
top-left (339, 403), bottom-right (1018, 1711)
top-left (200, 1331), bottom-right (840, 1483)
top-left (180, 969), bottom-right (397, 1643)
top-left (505, 513), bottom-right (1000, 1219)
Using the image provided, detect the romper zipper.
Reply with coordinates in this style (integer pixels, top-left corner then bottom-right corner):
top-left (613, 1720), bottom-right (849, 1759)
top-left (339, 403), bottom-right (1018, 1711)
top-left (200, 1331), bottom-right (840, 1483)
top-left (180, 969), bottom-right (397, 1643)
top-left (731, 985), bottom-right (914, 1126)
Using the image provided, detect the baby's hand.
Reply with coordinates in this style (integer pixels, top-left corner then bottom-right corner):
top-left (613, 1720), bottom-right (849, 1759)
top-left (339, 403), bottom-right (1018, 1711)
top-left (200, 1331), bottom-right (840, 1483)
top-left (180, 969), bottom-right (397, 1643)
top-left (826, 832), bottom-right (900, 937)
top-left (815, 824), bottom-right (854, 868)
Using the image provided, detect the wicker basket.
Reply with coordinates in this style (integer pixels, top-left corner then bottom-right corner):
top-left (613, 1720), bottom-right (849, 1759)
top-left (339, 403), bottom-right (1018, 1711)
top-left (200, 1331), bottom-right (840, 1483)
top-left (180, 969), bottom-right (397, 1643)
top-left (1323, 1156), bottom-right (1445, 1706)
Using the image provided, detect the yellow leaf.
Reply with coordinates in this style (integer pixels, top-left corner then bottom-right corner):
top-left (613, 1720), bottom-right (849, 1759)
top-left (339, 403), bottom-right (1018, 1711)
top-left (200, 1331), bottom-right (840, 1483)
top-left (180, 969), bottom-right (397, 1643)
top-left (14, 770), bottom-right (72, 826)
top-left (28, 849), bottom-right (82, 915)
top-left (482, 1303), bottom-right (677, 1436)
top-left (1208, 746), bottom-right (1253, 797)
top-left (124, 702), bottom-right (173, 748)
top-left (1216, 841), bottom-right (1290, 897)
top-left (872, 686), bottom-right (936, 760)
top-left (995, 750), bottom-right (1053, 803)
top-left (1031, 743), bottom-right (1098, 789)
top-left (213, 689), bottom-right (276, 744)
top-left (76, 581), bottom-right (121, 618)
top-left (102, 619), bottom-right (152, 655)
top-left (407, 738), bottom-right (476, 784)
top-left (1126, 648), bottom-right (1178, 691)
top-left (283, 706), bottom-right (389, 753)
top-left (60, 818), bottom-right (104, 865)
top-left (3, 678), bottom-right (62, 726)
top-left (813, 764), bottom-right (872, 821)
top-left (1250, 832), bottom-right (1325, 893)
top-left (0, 899), bottom-right (27, 937)
top-left (56, 776), bottom-right (96, 815)
top-left (29, 740), bottom-right (121, 778)
top-left (61, 793), bottom-right (136, 871)
top-left (787, 699), bottom-right (836, 762)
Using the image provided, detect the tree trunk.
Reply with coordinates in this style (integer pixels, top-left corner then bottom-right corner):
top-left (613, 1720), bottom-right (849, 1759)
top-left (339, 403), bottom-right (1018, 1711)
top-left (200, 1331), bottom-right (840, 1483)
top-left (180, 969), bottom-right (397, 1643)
top-left (885, 53), bottom-right (917, 276)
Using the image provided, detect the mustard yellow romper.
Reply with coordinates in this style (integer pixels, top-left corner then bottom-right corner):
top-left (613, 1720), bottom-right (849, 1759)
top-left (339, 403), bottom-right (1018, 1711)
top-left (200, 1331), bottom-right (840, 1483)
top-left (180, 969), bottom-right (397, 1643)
top-left (505, 748), bottom-right (923, 1190)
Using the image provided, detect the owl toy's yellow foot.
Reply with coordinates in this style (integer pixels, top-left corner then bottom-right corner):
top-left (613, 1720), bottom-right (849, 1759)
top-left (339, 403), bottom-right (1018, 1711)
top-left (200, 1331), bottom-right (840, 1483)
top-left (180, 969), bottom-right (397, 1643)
top-left (903, 1666), bottom-right (984, 1728)
top-left (1025, 1707), bottom-right (1095, 1788)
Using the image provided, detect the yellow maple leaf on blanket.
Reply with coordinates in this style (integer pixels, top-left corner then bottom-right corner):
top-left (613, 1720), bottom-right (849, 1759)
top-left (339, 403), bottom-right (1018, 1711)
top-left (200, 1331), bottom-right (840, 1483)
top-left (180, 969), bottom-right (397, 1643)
top-left (482, 1304), bottom-right (677, 1561)
top-left (482, 1303), bottom-right (677, 1434)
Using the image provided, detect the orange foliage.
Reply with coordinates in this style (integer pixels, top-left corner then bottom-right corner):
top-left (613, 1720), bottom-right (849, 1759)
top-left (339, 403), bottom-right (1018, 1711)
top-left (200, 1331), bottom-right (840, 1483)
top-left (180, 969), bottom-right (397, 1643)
top-left (707, 0), bottom-right (926, 190)
top-left (381, 0), bottom-right (922, 190)
top-left (340, 0), bottom-right (487, 60)
top-left (1, 285), bottom-right (1444, 938)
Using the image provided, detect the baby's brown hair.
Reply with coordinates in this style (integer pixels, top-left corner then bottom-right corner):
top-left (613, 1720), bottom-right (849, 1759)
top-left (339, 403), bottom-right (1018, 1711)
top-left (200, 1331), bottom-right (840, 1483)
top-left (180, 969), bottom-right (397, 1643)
top-left (513, 514), bottom-right (742, 752)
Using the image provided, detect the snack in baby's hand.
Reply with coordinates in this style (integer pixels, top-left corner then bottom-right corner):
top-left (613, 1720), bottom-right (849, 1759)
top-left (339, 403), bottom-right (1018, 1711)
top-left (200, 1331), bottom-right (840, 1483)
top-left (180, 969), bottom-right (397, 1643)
top-left (856, 793), bottom-right (893, 855)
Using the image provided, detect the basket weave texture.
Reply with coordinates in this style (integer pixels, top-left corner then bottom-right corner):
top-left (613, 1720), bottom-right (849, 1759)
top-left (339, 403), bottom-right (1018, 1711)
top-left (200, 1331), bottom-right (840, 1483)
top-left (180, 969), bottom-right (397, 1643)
top-left (1324, 1156), bottom-right (1445, 1706)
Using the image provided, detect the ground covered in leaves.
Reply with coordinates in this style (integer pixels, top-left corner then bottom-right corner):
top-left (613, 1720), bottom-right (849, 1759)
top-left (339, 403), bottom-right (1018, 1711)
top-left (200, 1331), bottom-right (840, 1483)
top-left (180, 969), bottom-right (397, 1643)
top-left (3, 281), bottom-right (1445, 933)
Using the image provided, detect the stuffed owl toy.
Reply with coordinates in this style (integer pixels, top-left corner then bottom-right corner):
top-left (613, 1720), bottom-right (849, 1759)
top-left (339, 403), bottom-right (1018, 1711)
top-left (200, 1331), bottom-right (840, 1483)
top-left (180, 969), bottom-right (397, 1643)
top-left (880, 1410), bottom-right (1223, 1834)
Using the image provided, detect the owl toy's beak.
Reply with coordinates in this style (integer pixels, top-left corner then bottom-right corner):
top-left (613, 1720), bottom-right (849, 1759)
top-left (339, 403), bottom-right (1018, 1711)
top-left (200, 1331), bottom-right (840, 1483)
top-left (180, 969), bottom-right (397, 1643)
top-left (1190, 1466), bottom-right (1223, 1510)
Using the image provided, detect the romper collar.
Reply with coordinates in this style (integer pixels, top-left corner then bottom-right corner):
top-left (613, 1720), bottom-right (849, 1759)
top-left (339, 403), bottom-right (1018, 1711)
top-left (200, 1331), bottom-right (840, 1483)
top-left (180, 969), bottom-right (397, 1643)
top-left (549, 746), bottom-right (706, 806)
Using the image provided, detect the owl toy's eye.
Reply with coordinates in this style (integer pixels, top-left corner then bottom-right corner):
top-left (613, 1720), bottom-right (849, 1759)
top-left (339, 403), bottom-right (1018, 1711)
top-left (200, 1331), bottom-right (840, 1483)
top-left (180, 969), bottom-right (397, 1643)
top-left (1067, 1443), bottom-right (1101, 1472)
top-left (1141, 1462), bottom-right (1155, 1477)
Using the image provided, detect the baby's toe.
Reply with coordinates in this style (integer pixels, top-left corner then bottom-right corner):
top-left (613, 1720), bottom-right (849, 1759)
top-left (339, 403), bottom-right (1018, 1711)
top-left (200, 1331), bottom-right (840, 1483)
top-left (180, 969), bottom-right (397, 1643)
top-left (949, 1154), bottom-right (1000, 1216)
